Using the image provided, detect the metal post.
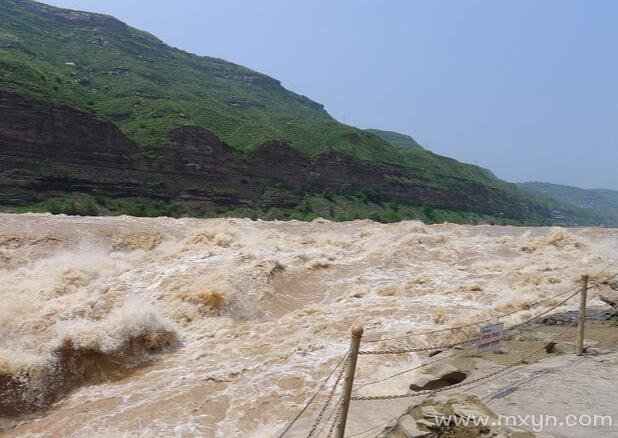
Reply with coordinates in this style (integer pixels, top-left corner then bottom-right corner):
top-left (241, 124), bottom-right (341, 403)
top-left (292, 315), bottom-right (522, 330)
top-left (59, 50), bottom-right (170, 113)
top-left (335, 326), bottom-right (363, 438)
top-left (576, 274), bottom-right (589, 356)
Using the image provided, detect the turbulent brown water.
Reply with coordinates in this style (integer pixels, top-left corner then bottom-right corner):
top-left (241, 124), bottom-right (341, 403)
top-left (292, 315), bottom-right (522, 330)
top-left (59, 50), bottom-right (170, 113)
top-left (0, 213), bottom-right (616, 437)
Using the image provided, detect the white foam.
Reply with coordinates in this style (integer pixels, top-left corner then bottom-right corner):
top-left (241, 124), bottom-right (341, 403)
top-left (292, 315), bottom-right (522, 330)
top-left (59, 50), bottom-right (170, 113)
top-left (0, 214), bottom-right (616, 436)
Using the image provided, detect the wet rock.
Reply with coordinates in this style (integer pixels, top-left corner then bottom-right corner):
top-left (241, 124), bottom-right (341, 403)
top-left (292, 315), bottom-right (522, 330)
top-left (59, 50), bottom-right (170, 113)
top-left (416, 418), bottom-right (438, 429)
top-left (420, 405), bottom-right (442, 418)
top-left (378, 393), bottom-right (536, 438)
top-left (599, 289), bottom-right (618, 311)
top-left (540, 313), bottom-right (577, 325)
top-left (397, 414), bottom-right (431, 437)
top-left (451, 402), bottom-right (488, 419)
top-left (545, 342), bottom-right (577, 354)
top-left (491, 347), bottom-right (521, 355)
top-left (545, 340), bottom-right (599, 354)
top-left (408, 362), bottom-right (467, 391)
top-left (531, 308), bottom-right (614, 326)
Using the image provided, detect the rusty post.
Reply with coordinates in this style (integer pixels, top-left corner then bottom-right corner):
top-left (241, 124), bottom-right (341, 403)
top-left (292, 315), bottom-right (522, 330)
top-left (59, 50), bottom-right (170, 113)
top-left (576, 274), bottom-right (589, 356)
top-left (335, 326), bottom-right (363, 438)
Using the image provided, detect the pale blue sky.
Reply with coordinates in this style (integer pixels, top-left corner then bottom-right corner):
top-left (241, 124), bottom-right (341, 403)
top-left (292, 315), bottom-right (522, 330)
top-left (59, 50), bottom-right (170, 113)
top-left (45, 0), bottom-right (618, 189)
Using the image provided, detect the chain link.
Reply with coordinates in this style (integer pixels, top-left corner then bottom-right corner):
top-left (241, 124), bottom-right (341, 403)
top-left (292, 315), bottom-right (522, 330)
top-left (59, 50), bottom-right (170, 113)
top-left (325, 401), bottom-right (343, 438)
top-left (278, 353), bottom-right (348, 438)
top-left (280, 268), bottom-right (615, 435)
top-left (351, 307), bottom-right (598, 401)
top-left (358, 337), bottom-right (480, 355)
top-left (362, 266), bottom-right (615, 345)
top-left (307, 355), bottom-right (349, 437)
top-left (357, 288), bottom-right (580, 357)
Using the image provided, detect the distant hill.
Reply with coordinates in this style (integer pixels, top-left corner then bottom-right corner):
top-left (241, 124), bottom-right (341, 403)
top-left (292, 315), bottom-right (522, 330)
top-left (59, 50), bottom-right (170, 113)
top-left (367, 128), bottom-right (502, 184)
top-left (0, 0), bottom-right (564, 224)
top-left (518, 182), bottom-right (618, 227)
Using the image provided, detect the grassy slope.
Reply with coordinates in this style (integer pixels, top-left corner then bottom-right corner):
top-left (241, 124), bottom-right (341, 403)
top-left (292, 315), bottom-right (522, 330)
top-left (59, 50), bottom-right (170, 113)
top-left (365, 129), bottom-right (425, 151)
top-left (0, 1), bottom-right (533, 187)
top-left (367, 128), bottom-right (499, 181)
top-left (519, 182), bottom-right (618, 227)
top-left (0, 0), bottom-right (400, 163)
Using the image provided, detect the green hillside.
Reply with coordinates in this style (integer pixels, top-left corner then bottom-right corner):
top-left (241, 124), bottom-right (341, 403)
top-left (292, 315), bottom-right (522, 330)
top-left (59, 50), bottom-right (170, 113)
top-left (365, 129), bottom-right (425, 151)
top-left (519, 182), bottom-right (618, 227)
top-left (0, 0), bottom-right (572, 225)
top-left (367, 128), bottom-right (505, 186)
top-left (0, 0), bottom-right (400, 161)
top-left (0, 0), bottom-right (528, 188)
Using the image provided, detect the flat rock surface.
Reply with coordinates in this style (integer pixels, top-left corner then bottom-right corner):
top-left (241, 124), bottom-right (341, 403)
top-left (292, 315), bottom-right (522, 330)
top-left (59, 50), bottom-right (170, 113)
top-left (342, 322), bottom-right (618, 438)
top-left (469, 351), bottom-right (618, 437)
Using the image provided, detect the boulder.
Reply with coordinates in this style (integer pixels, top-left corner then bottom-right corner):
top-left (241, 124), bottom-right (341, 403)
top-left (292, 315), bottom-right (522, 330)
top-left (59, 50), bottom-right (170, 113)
top-left (545, 340), bottom-right (599, 354)
top-left (397, 414), bottom-right (431, 437)
top-left (420, 405), bottom-right (442, 418)
top-left (600, 289), bottom-right (618, 311)
top-left (409, 362), bottom-right (467, 391)
top-left (451, 402), bottom-right (490, 420)
top-left (541, 314), bottom-right (575, 325)
top-left (415, 418), bottom-right (438, 429)
top-left (378, 393), bottom-right (536, 438)
top-left (491, 347), bottom-right (520, 355)
top-left (546, 342), bottom-right (576, 354)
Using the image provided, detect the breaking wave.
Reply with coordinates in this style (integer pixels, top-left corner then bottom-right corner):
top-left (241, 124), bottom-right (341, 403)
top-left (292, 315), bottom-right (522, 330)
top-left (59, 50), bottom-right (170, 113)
top-left (1, 302), bottom-right (177, 416)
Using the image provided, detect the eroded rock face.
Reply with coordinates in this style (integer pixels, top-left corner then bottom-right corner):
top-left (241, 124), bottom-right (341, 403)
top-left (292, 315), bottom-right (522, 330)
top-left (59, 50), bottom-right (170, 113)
top-left (378, 393), bottom-right (536, 438)
top-left (0, 92), bottom-right (150, 205)
top-left (0, 92), bottom-right (546, 217)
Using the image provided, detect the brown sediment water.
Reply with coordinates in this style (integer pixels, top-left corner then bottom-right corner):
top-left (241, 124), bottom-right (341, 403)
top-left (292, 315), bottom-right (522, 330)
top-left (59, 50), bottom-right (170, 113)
top-left (0, 213), bottom-right (616, 437)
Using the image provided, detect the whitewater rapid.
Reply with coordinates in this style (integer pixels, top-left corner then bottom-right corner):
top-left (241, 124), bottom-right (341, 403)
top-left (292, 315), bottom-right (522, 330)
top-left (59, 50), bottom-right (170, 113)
top-left (0, 213), bottom-right (616, 437)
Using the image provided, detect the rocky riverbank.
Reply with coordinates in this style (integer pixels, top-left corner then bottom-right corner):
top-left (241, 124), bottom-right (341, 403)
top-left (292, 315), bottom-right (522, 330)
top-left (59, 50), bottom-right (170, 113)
top-left (362, 305), bottom-right (618, 437)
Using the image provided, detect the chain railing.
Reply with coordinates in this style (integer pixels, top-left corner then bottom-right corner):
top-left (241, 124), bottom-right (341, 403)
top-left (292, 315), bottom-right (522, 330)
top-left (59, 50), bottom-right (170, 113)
top-left (307, 355), bottom-right (349, 437)
top-left (277, 265), bottom-right (617, 437)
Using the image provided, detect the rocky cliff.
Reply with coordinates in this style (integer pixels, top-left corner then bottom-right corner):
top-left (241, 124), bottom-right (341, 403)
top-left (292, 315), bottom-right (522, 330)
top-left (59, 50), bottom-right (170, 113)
top-left (0, 91), bottom-right (546, 219)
